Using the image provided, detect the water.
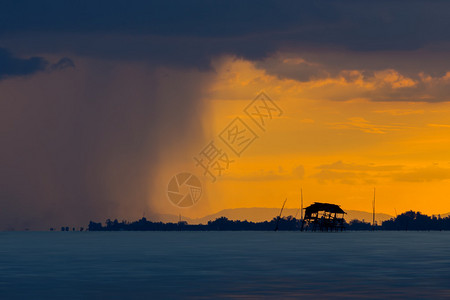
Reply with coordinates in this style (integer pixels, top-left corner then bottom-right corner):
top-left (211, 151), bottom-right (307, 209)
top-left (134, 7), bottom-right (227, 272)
top-left (1, 231), bottom-right (449, 299)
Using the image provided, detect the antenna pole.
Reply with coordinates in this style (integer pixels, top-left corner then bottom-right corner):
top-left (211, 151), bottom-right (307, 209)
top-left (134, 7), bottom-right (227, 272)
top-left (300, 188), bottom-right (303, 221)
top-left (372, 188), bottom-right (376, 229)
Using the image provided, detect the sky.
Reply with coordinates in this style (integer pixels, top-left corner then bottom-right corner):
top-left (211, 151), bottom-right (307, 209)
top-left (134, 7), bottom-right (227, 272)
top-left (2, 1), bottom-right (450, 229)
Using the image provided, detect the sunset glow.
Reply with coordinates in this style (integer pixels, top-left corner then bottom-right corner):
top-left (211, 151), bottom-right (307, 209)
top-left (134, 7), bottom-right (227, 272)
top-left (3, 1), bottom-right (450, 230)
top-left (148, 56), bottom-right (450, 219)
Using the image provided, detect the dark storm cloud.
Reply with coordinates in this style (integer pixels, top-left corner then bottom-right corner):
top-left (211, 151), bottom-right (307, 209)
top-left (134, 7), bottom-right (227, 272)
top-left (0, 48), bottom-right (75, 79)
top-left (0, 1), bottom-right (331, 37)
top-left (2, 0), bottom-right (450, 69)
top-left (0, 48), bottom-right (48, 79)
top-left (0, 0), bottom-right (329, 68)
top-left (48, 57), bottom-right (75, 71)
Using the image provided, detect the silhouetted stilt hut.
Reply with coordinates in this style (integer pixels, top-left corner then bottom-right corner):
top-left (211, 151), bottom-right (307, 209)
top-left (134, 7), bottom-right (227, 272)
top-left (301, 202), bottom-right (346, 232)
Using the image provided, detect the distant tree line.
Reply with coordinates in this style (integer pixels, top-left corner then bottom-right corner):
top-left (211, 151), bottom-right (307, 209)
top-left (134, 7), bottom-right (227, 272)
top-left (380, 211), bottom-right (450, 231)
top-left (349, 211), bottom-right (450, 231)
top-left (87, 216), bottom-right (302, 231)
top-left (83, 211), bottom-right (450, 231)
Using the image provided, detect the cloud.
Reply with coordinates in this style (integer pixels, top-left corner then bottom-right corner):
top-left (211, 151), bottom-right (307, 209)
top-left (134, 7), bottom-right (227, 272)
top-left (48, 57), bottom-right (75, 71)
top-left (427, 123), bottom-right (450, 128)
top-left (317, 161), bottom-right (403, 172)
top-left (374, 109), bottom-right (425, 116)
top-left (222, 165), bottom-right (304, 182)
top-left (328, 117), bottom-right (410, 134)
top-left (0, 48), bottom-right (75, 80)
top-left (3, 1), bottom-right (450, 70)
top-left (312, 161), bottom-right (404, 184)
top-left (311, 169), bottom-right (371, 185)
top-left (313, 162), bottom-right (450, 184)
top-left (2, 1), bottom-right (450, 104)
top-left (257, 56), bottom-right (450, 102)
top-left (257, 54), bottom-right (328, 82)
top-left (0, 48), bottom-right (48, 79)
top-left (292, 165), bottom-right (305, 179)
top-left (394, 166), bottom-right (450, 182)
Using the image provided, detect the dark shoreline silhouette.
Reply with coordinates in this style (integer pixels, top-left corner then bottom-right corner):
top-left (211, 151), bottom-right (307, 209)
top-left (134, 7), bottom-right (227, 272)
top-left (83, 211), bottom-right (450, 231)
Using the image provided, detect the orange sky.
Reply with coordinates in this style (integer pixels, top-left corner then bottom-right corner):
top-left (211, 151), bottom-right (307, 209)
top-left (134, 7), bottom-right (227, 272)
top-left (5, 2), bottom-right (450, 230)
top-left (156, 55), bottom-right (450, 218)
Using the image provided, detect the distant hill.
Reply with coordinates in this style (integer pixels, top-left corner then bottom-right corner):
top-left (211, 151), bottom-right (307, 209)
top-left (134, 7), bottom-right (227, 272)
top-left (344, 210), bottom-right (393, 224)
top-left (156, 207), bottom-right (394, 225)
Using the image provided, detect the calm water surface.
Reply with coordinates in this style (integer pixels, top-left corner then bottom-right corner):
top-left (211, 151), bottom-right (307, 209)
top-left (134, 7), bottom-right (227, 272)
top-left (1, 231), bottom-right (449, 299)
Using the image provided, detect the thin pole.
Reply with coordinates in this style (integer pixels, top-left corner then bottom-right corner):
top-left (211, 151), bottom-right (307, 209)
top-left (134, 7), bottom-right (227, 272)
top-left (372, 188), bottom-right (376, 228)
top-left (274, 198), bottom-right (287, 231)
top-left (301, 188), bottom-right (303, 221)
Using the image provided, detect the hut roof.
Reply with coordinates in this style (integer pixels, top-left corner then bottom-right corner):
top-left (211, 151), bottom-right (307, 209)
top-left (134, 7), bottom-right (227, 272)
top-left (305, 202), bottom-right (346, 214)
